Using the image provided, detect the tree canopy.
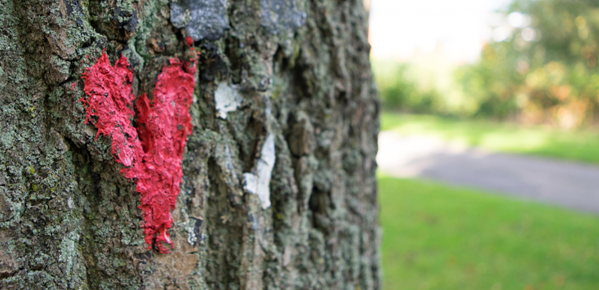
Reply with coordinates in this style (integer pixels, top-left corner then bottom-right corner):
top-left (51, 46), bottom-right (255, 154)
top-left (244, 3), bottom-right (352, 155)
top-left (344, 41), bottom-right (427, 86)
top-left (458, 0), bottom-right (599, 127)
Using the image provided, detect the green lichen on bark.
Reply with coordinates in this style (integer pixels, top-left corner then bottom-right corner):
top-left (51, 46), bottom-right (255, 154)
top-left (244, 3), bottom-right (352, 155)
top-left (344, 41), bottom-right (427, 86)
top-left (0, 0), bottom-right (380, 289)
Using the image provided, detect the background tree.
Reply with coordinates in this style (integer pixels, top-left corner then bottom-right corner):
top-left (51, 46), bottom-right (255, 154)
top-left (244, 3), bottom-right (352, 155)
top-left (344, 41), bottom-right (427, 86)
top-left (0, 0), bottom-right (380, 289)
top-left (457, 0), bottom-right (599, 127)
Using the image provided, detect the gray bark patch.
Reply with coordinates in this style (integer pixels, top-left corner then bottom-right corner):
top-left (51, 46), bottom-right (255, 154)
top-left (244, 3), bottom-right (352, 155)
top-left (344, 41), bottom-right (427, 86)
top-left (171, 0), bottom-right (229, 41)
top-left (260, 0), bottom-right (306, 34)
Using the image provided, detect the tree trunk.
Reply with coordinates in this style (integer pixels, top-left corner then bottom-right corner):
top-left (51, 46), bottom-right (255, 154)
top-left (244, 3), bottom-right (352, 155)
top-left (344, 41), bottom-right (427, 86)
top-left (0, 0), bottom-right (380, 288)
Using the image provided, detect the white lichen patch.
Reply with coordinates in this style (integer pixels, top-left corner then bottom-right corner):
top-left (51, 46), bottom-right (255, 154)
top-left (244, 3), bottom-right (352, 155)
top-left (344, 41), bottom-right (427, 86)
top-left (214, 83), bottom-right (242, 119)
top-left (243, 133), bottom-right (276, 209)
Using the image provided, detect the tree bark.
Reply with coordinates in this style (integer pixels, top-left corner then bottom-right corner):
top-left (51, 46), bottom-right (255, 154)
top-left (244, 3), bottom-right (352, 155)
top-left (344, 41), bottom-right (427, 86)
top-left (0, 0), bottom-right (380, 289)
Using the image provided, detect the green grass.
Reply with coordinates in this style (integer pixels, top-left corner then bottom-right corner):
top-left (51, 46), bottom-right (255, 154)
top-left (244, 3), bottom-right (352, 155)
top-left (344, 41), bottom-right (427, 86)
top-left (379, 176), bottom-right (599, 290)
top-left (381, 113), bottom-right (599, 164)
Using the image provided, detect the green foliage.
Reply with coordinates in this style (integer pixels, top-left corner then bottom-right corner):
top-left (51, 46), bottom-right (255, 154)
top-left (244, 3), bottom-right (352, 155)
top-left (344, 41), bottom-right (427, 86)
top-left (380, 176), bottom-right (599, 290)
top-left (372, 60), bottom-right (443, 114)
top-left (458, 0), bottom-right (599, 127)
top-left (381, 112), bottom-right (599, 164)
top-left (374, 0), bottom-right (599, 125)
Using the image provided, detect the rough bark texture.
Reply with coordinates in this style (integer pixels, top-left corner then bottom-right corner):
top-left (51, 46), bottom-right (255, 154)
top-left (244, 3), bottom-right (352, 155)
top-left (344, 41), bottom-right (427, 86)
top-left (0, 0), bottom-right (380, 288)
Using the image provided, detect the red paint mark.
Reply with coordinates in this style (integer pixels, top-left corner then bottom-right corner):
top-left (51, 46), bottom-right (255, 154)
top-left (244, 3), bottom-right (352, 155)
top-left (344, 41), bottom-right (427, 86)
top-left (71, 83), bottom-right (76, 91)
top-left (185, 51), bottom-right (199, 75)
top-left (81, 51), bottom-right (196, 253)
top-left (131, 59), bottom-right (195, 253)
top-left (185, 36), bottom-right (193, 47)
top-left (80, 51), bottom-right (143, 168)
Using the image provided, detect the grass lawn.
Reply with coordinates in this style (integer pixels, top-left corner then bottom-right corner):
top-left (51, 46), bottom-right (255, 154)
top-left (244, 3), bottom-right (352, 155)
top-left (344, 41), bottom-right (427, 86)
top-left (379, 176), bottom-right (599, 290)
top-left (381, 112), bottom-right (599, 164)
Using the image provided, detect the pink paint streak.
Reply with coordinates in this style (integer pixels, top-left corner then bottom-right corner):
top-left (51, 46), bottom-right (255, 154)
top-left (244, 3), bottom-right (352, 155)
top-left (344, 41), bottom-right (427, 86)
top-left (131, 59), bottom-right (195, 253)
top-left (80, 51), bottom-right (144, 168)
top-left (81, 51), bottom-right (196, 253)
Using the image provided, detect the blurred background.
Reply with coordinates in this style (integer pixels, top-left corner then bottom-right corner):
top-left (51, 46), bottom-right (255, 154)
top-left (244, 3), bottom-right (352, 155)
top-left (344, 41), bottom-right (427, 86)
top-left (371, 0), bottom-right (599, 289)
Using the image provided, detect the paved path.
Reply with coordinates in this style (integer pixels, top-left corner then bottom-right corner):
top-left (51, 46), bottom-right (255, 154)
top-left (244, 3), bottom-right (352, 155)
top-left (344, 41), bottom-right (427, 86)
top-left (377, 131), bottom-right (599, 213)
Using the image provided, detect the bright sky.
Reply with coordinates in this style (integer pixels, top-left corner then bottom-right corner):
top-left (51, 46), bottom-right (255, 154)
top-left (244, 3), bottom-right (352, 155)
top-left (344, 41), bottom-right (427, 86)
top-left (369, 0), bottom-right (512, 63)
